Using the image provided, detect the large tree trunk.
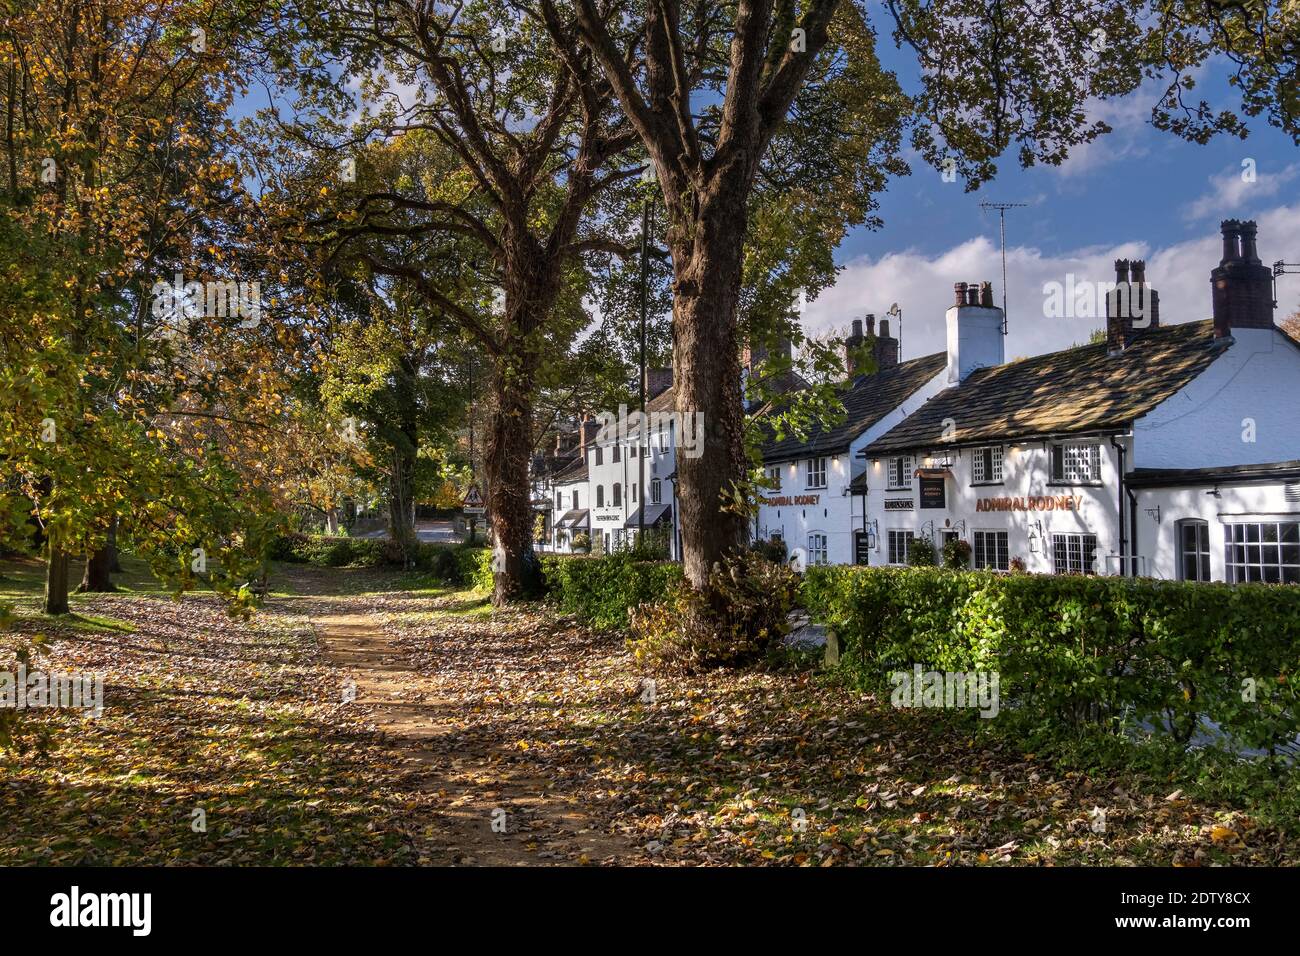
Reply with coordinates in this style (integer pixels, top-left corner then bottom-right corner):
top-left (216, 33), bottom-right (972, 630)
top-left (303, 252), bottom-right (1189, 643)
top-left (78, 542), bottom-right (116, 592)
top-left (44, 535), bottom-right (70, 615)
top-left (669, 197), bottom-right (752, 589)
top-left (387, 444), bottom-right (418, 565)
top-left (106, 518), bottom-right (122, 573)
top-left (484, 361), bottom-right (540, 606)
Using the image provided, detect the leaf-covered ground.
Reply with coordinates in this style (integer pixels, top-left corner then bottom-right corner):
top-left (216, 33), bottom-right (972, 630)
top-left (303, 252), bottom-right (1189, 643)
top-left (2, 557), bottom-right (1296, 865)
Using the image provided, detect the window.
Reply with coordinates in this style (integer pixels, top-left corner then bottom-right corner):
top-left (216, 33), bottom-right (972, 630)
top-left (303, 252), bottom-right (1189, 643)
top-left (807, 533), bottom-right (828, 566)
top-left (596, 485), bottom-right (605, 508)
top-left (632, 484), bottom-right (637, 503)
top-left (768, 466), bottom-right (782, 491)
top-left (887, 530), bottom-right (915, 565)
top-left (613, 444), bottom-right (621, 463)
top-left (651, 479), bottom-right (662, 505)
top-left (1178, 520), bottom-right (1211, 581)
top-left (571, 490), bottom-right (578, 510)
top-left (1052, 533), bottom-right (1098, 574)
top-left (806, 457), bottom-right (827, 489)
top-left (593, 447), bottom-right (603, 466)
top-left (887, 456), bottom-right (915, 491)
top-left (972, 530), bottom-right (1009, 571)
top-left (1051, 443), bottom-right (1101, 483)
top-left (556, 492), bottom-right (562, 510)
top-left (613, 483), bottom-right (622, 507)
top-left (971, 446), bottom-right (1004, 484)
top-left (1225, 522), bottom-right (1300, 583)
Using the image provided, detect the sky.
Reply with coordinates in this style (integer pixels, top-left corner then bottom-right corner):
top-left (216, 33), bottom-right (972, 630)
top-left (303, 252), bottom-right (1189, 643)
top-left (803, 32), bottom-right (1300, 362)
top-left (248, 17), bottom-right (1300, 364)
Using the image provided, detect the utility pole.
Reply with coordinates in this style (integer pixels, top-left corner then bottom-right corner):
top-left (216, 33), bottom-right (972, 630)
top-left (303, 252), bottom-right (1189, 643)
top-left (979, 201), bottom-right (1026, 335)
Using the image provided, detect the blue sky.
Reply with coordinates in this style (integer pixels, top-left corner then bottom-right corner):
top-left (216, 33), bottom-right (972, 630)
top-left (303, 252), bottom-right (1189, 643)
top-left (806, 34), bottom-right (1300, 360)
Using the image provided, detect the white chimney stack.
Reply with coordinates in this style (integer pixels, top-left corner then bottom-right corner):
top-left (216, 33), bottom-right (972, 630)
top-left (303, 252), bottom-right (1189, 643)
top-left (946, 281), bottom-right (1004, 385)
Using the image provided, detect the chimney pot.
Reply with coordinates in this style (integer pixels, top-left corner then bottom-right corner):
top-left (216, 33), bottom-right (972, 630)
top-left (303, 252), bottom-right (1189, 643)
top-left (851, 318), bottom-right (863, 339)
top-left (1220, 220), bottom-right (1242, 264)
top-left (1239, 220), bottom-right (1261, 263)
top-left (1130, 260), bottom-right (1146, 284)
top-left (1115, 259), bottom-right (1130, 284)
top-left (954, 282), bottom-right (968, 307)
top-left (979, 281), bottom-right (994, 308)
top-left (879, 318), bottom-right (890, 338)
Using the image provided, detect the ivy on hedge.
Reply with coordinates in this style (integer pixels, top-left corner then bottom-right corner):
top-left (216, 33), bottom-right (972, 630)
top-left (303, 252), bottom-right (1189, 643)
top-left (802, 565), bottom-right (1300, 756)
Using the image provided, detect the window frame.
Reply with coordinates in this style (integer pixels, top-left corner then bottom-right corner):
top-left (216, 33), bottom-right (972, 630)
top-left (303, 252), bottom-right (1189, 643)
top-left (1225, 521), bottom-right (1300, 584)
top-left (972, 530), bottom-right (1009, 571)
top-left (807, 532), bottom-right (828, 566)
top-left (887, 529), bottom-right (915, 565)
top-left (1050, 443), bottom-right (1102, 484)
top-left (1051, 532), bottom-right (1099, 575)
top-left (650, 478), bottom-right (662, 505)
top-left (1177, 519), bottom-right (1212, 582)
top-left (971, 445), bottom-right (1004, 485)
top-left (887, 455), bottom-right (915, 491)
top-left (805, 457), bottom-right (827, 490)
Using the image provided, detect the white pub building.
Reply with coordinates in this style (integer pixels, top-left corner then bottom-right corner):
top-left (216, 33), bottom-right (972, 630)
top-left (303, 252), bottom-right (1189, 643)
top-left (757, 220), bottom-right (1300, 583)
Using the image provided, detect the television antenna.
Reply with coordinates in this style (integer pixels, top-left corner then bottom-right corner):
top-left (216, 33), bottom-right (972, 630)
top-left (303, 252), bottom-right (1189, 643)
top-left (979, 201), bottom-right (1027, 335)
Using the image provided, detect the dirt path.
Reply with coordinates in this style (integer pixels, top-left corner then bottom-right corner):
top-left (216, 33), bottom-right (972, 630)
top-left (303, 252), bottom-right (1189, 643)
top-left (278, 566), bottom-right (638, 865)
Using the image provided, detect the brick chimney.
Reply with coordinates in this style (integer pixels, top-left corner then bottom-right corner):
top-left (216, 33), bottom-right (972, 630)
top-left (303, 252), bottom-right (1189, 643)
top-left (1106, 258), bottom-right (1161, 353)
top-left (1212, 219), bottom-right (1274, 339)
top-left (946, 281), bottom-right (1004, 384)
top-left (645, 367), bottom-right (672, 400)
top-left (844, 317), bottom-right (865, 377)
top-left (874, 318), bottom-right (899, 369)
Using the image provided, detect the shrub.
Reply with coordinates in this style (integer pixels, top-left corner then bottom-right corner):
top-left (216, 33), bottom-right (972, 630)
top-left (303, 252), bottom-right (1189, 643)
top-left (942, 537), bottom-right (972, 570)
top-left (455, 547), bottom-right (494, 592)
top-left (540, 552), bottom-right (683, 630)
top-left (570, 532), bottom-right (591, 553)
top-left (750, 537), bottom-right (788, 563)
top-left (629, 551), bottom-right (798, 673)
top-left (802, 565), bottom-right (1300, 756)
top-left (906, 538), bottom-right (936, 566)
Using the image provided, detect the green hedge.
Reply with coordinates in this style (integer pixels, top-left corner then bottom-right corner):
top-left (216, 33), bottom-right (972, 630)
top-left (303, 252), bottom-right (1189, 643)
top-left (802, 565), bottom-right (1300, 755)
top-left (540, 553), bottom-right (683, 630)
top-left (270, 533), bottom-right (492, 586)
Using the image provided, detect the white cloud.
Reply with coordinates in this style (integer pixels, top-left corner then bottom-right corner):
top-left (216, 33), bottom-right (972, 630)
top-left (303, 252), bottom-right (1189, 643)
top-left (801, 202), bottom-right (1300, 361)
top-left (1183, 162), bottom-right (1300, 222)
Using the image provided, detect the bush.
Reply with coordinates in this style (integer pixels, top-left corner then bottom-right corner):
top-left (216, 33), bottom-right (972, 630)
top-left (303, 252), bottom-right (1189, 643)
top-left (456, 547), bottom-right (494, 592)
top-left (905, 538), bottom-right (936, 566)
top-left (540, 552), bottom-right (683, 630)
top-left (942, 537), bottom-right (972, 570)
top-left (570, 532), bottom-right (591, 553)
top-left (802, 565), bottom-right (1300, 755)
top-left (629, 551), bottom-right (799, 673)
top-left (750, 537), bottom-right (788, 563)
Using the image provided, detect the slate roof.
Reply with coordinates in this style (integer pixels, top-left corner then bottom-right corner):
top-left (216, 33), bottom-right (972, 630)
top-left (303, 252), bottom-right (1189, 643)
top-left (1128, 459), bottom-right (1300, 487)
top-left (863, 320), bottom-right (1229, 456)
top-left (552, 457), bottom-right (588, 484)
top-left (760, 351), bottom-right (948, 461)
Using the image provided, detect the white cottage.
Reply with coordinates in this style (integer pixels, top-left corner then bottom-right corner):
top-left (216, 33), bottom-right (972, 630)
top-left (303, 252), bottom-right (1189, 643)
top-left (857, 220), bottom-right (1300, 582)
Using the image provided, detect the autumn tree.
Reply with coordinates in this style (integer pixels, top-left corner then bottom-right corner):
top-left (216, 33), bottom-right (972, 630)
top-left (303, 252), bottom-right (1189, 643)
top-left (254, 0), bottom-right (645, 603)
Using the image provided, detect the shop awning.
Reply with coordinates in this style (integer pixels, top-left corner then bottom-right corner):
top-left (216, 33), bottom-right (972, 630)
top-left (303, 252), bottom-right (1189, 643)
top-left (555, 509), bottom-right (589, 530)
top-left (624, 503), bottom-right (673, 529)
